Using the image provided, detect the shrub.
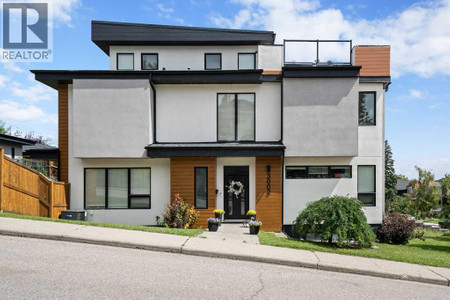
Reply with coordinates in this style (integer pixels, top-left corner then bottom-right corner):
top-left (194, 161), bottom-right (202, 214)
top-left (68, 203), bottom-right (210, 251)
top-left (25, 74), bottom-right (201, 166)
top-left (440, 205), bottom-right (450, 219)
top-left (293, 195), bottom-right (375, 248)
top-left (163, 194), bottom-right (199, 228)
top-left (388, 195), bottom-right (412, 214)
top-left (377, 213), bottom-right (417, 244)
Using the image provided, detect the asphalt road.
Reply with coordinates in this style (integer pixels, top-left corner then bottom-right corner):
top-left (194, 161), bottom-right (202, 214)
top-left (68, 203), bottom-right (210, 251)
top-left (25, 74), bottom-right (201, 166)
top-left (0, 235), bottom-right (448, 299)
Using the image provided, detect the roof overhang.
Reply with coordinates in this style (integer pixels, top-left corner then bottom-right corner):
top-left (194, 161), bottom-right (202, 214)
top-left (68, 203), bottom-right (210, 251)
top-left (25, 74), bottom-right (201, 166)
top-left (146, 143), bottom-right (285, 158)
top-left (31, 70), bottom-right (265, 89)
top-left (283, 65), bottom-right (361, 78)
top-left (92, 20), bottom-right (276, 54)
top-left (0, 134), bottom-right (35, 145)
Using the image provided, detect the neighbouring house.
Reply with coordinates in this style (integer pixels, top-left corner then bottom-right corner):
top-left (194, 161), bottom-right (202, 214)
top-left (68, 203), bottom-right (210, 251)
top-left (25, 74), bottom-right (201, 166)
top-left (0, 133), bottom-right (35, 160)
top-left (22, 144), bottom-right (59, 180)
top-left (396, 180), bottom-right (412, 196)
top-left (31, 21), bottom-right (390, 231)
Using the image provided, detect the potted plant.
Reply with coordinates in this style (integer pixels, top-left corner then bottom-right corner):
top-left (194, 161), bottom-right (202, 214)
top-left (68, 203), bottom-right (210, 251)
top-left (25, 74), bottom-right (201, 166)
top-left (208, 217), bottom-right (220, 232)
top-left (247, 210), bottom-right (257, 220)
top-left (249, 220), bottom-right (262, 234)
top-left (213, 209), bottom-right (225, 225)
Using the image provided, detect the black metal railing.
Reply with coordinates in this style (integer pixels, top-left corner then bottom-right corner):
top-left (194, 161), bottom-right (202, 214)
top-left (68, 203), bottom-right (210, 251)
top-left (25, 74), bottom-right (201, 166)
top-left (283, 39), bottom-right (353, 66)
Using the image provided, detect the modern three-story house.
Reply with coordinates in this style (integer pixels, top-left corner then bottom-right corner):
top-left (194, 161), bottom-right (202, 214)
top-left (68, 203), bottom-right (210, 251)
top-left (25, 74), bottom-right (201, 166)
top-left (32, 21), bottom-right (390, 231)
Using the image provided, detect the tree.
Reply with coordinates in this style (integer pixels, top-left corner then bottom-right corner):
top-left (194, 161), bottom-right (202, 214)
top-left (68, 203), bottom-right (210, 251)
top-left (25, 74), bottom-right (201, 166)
top-left (409, 166), bottom-right (440, 218)
top-left (385, 140), bottom-right (397, 210)
top-left (0, 119), bottom-right (11, 134)
top-left (440, 174), bottom-right (450, 206)
top-left (23, 131), bottom-right (52, 145)
top-left (395, 174), bottom-right (409, 180)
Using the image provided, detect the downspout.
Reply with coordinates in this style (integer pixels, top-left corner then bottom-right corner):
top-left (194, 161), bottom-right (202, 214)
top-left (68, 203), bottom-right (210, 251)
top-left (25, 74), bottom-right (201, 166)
top-left (149, 74), bottom-right (157, 144)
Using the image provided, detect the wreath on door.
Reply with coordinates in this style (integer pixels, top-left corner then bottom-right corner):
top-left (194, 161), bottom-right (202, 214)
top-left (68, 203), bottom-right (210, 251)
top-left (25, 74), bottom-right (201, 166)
top-left (227, 180), bottom-right (245, 197)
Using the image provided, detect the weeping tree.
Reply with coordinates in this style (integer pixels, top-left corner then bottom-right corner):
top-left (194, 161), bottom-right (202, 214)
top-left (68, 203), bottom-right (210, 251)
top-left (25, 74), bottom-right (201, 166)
top-left (385, 140), bottom-right (397, 210)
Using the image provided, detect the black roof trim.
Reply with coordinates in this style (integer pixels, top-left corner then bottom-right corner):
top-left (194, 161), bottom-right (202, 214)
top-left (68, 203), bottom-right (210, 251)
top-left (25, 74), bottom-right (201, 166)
top-left (0, 133), bottom-right (35, 145)
top-left (283, 65), bottom-right (361, 78)
top-left (145, 142), bottom-right (285, 158)
top-left (30, 70), bottom-right (264, 89)
top-left (92, 20), bottom-right (276, 54)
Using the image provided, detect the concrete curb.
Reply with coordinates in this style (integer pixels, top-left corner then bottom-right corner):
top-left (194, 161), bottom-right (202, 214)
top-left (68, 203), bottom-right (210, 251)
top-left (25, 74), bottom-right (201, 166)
top-left (0, 229), bottom-right (448, 287)
top-left (0, 230), bottom-right (183, 254)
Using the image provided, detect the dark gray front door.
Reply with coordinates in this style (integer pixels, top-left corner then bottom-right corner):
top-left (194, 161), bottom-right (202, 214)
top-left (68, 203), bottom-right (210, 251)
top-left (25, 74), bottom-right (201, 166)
top-left (224, 166), bottom-right (249, 219)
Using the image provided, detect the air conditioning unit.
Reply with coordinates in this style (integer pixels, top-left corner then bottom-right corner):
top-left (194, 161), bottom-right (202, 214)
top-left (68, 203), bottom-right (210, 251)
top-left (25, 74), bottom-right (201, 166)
top-left (60, 210), bottom-right (86, 221)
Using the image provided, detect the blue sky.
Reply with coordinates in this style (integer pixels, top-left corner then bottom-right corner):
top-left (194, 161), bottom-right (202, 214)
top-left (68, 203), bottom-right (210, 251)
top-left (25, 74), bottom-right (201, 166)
top-left (0, 0), bottom-right (449, 179)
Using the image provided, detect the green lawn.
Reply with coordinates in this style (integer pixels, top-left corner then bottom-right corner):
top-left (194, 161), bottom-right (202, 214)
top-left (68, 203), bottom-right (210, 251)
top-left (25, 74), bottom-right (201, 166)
top-left (259, 231), bottom-right (450, 268)
top-left (0, 212), bottom-right (204, 237)
top-left (424, 219), bottom-right (443, 224)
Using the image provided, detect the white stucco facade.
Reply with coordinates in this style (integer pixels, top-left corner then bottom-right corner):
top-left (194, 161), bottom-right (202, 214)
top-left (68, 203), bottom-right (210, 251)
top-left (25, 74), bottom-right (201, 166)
top-left (156, 83), bottom-right (281, 143)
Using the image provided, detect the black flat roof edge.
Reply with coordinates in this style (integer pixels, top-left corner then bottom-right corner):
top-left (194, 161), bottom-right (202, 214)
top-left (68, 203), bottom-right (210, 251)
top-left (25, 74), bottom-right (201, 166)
top-left (283, 65), bottom-right (361, 78)
top-left (31, 69), bottom-right (264, 89)
top-left (359, 76), bottom-right (391, 83)
top-left (146, 144), bottom-right (285, 158)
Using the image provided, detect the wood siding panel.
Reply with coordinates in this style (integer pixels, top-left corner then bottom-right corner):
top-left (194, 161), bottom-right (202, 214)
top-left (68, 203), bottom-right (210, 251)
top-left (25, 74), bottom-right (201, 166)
top-left (354, 46), bottom-right (390, 76)
top-left (58, 84), bottom-right (69, 184)
top-left (255, 156), bottom-right (282, 231)
top-left (170, 157), bottom-right (216, 228)
top-left (0, 149), bottom-right (68, 218)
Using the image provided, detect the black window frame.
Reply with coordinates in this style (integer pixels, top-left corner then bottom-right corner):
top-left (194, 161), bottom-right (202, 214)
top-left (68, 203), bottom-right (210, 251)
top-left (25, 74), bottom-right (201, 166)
top-left (238, 52), bottom-right (256, 70)
top-left (204, 53), bottom-right (222, 70)
top-left (116, 53), bottom-right (134, 70)
top-left (216, 92), bottom-right (256, 142)
top-left (84, 167), bottom-right (151, 210)
top-left (358, 91), bottom-right (376, 126)
top-left (141, 53), bottom-right (159, 70)
top-left (285, 166), bottom-right (352, 179)
top-left (357, 165), bottom-right (376, 206)
top-left (194, 167), bottom-right (208, 209)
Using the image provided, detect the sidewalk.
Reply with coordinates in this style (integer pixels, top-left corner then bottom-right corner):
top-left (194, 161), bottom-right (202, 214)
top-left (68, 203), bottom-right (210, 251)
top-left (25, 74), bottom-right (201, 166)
top-left (0, 217), bottom-right (448, 287)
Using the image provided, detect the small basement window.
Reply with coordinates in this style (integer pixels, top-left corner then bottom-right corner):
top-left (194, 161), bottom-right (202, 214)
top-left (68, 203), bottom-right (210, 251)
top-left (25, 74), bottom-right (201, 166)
top-left (286, 166), bottom-right (352, 179)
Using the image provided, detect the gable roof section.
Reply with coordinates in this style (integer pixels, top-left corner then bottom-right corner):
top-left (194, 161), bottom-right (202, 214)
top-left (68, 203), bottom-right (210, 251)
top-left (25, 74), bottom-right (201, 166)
top-left (0, 133), bottom-right (35, 145)
top-left (92, 20), bottom-right (276, 54)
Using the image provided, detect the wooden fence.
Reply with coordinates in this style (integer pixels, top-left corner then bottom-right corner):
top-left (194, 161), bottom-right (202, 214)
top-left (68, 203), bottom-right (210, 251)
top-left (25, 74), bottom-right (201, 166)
top-left (0, 148), bottom-right (69, 218)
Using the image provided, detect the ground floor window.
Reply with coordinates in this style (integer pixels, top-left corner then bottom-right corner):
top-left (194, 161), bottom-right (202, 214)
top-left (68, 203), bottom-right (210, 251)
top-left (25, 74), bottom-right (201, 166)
top-left (286, 166), bottom-right (352, 179)
top-left (85, 168), bottom-right (151, 209)
top-left (194, 167), bottom-right (208, 209)
top-left (357, 165), bottom-right (376, 206)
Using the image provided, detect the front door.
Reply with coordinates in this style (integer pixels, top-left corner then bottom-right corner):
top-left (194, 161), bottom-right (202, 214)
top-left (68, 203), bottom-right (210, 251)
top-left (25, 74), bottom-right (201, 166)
top-left (224, 166), bottom-right (249, 219)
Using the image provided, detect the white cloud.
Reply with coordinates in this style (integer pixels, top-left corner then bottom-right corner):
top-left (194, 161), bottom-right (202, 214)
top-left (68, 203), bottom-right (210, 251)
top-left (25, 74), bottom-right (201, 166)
top-left (409, 89), bottom-right (422, 99)
top-left (9, 83), bottom-right (56, 102)
top-left (48, 0), bottom-right (81, 25)
top-left (0, 75), bottom-right (10, 88)
top-left (1, 62), bottom-right (25, 73)
top-left (428, 102), bottom-right (445, 109)
top-left (0, 101), bottom-right (57, 124)
top-left (210, 0), bottom-right (450, 78)
top-left (157, 3), bottom-right (174, 14)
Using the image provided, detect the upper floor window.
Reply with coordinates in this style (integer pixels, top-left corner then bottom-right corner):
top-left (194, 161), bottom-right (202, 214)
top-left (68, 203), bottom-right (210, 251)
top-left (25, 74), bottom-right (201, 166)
top-left (238, 53), bottom-right (256, 70)
top-left (142, 53), bottom-right (158, 70)
top-left (205, 53), bottom-right (222, 70)
top-left (217, 93), bottom-right (255, 141)
top-left (359, 92), bottom-right (376, 126)
top-left (117, 53), bottom-right (134, 70)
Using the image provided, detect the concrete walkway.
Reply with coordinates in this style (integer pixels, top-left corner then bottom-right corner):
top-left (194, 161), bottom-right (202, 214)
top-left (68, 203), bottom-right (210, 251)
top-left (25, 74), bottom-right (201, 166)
top-left (198, 223), bottom-right (259, 244)
top-left (0, 217), bottom-right (449, 287)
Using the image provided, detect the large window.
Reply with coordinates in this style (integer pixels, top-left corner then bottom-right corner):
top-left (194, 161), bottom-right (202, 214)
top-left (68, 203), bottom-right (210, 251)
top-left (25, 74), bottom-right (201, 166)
top-left (286, 166), bottom-right (352, 179)
top-left (117, 53), bottom-right (134, 70)
top-left (238, 53), bottom-right (256, 70)
top-left (359, 92), bottom-right (376, 126)
top-left (358, 165), bottom-right (376, 206)
top-left (205, 53), bottom-right (222, 70)
top-left (217, 93), bottom-right (255, 141)
top-left (141, 53), bottom-right (158, 70)
top-left (85, 168), bottom-right (151, 209)
top-left (194, 167), bottom-right (208, 209)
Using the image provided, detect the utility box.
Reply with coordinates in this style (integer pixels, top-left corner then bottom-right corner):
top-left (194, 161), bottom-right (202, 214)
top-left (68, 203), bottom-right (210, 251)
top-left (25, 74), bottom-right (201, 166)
top-left (60, 210), bottom-right (86, 221)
